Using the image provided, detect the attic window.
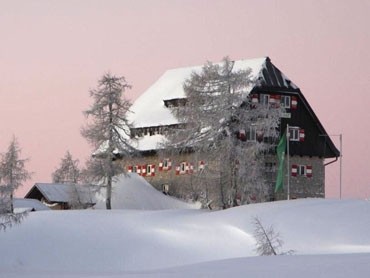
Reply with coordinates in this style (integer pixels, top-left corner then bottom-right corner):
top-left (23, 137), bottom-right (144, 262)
top-left (289, 127), bottom-right (298, 141)
top-left (260, 94), bottom-right (270, 106)
top-left (280, 96), bottom-right (291, 108)
top-left (288, 127), bottom-right (305, 142)
top-left (164, 98), bottom-right (187, 108)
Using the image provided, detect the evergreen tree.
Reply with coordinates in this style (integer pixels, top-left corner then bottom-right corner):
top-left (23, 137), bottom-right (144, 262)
top-left (81, 73), bottom-right (136, 209)
top-left (52, 151), bottom-right (81, 184)
top-left (0, 137), bottom-right (31, 230)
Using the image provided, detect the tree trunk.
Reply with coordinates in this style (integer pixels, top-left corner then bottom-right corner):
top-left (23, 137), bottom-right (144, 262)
top-left (10, 193), bottom-right (14, 214)
top-left (106, 175), bottom-right (112, 210)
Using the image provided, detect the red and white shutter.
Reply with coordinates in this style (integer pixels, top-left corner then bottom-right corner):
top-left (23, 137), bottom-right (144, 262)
top-left (269, 95), bottom-right (278, 107)
top-left (175, 166), bottom-right (180, 175)
top-left (136, 165), bottom-right (142, 175)
top-left (150, 164), bottom-right (155, 177)
top-left (189, 163), bottom-right (194, 174)
top-left (159, 162), bottom-right (163, 171)
top-left (291, 96), bottom-right (298, 109)
top-left (275, 95), bottom-right (281, 107)
top-left (251, 94), bottom-right (259, 105)
top-left (141, 165), bottom-right (147, 176)
top-left (257, 130), bottom-right (264, 142)
top-left (198, 161), bottom-right (205, 171)
top-left (185, 163), bottom-right (189, 174)
top-left (291, 164), bottom-right (298, 177)
top-left (127, 166), bottom-right (133, 173)
top-left (306, 165), bottom-right (312, 178)
top-left (238, 129), bottom-right (246, 141)
top-left (299, 129), bottom-right (305, 142)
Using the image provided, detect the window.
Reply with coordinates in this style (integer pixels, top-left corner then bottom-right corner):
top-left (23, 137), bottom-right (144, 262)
top-left (292, 164), bottom-right (313, 178)
top-left (145, 164), bottom-right (155, 176)
top-left (280, 95), bottom-right (291, 108)
top-left (288, 127), bottom-right (305, 142)
top-left (298, 165), bottom-right (306, 176)
top-left (248, 125), bottom-right (257, 141)
top-left (260, 94), bottom-right (270, 106)
top-left (289, 127), bottom-right (300, 141)
top-left (175, 162), bottom-right (194, 175)
top-left (265, 162), bottom-right (276, 173)
top-left (265, 162), bottom-right (277, 181)
top-left (180, 162), bottom-right (187, 174)
top-left (159, 159), bottom-right (172, 171)
top-left (289, 128), bottom-right (299, 141)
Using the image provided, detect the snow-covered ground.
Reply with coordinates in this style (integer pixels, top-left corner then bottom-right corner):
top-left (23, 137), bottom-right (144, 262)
top-left (1, 174), bottom-right (370, 277)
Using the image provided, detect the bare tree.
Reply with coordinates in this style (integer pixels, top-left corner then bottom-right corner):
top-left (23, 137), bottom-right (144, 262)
top-left (52, 151), bottom-right (81, 184)
top-left (165, 57), bottom-right (282, 208)
top-left (0, 137), bottom-right (31, 231)
top-left (81, 73), bottom-right (136, 209)
top-left (252, 216), bottom-right (294, 256)
top-left (252, 216), bottom-right (282, 255)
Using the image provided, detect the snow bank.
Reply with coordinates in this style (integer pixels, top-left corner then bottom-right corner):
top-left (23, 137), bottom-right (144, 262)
top-left (94, 173), bottom-right (200, 210)
top-left (1, 198), bottom-right (370, 277)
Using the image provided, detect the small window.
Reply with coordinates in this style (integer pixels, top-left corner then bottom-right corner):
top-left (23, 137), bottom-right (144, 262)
top-left (180, 162), bottom-right (187, 173)
top-left (281, 96), bottom-right (291, 108)
top-left (265, 162), bottom-right (276, 173)
top-left (248, 125), bottom-right (257, 141)
top-left (298, 165), bottom-right (306, 176)
top-left (145, 164), bottom-right (155, 176)
top-left (260, 94), bottom-right (270, 106)
top-left (289, 127), bottom-right (300, 141)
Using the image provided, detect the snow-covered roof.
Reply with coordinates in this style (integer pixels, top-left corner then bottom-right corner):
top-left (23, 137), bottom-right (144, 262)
top-left (127, 57), bottom-right (298, 152)
top-left (128, 57), bottom-right (268, 129)
top-left (94, 173), bottom-right (200, 210)
top-left (130, 134), bottom-right (168, 152)
top-left (13, 198), bottom-right (50, 212)
top-left (26, 183), bottom-right (95, 205)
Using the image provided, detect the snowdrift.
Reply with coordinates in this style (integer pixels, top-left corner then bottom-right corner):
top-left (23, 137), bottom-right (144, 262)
top-left (94, 173), bottom-right (200, 210)
top-left (1, 198), bottom-right (370, 277)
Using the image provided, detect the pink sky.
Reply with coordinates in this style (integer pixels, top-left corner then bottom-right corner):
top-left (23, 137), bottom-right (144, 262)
top-left (1, 0), bottom-right (369, 199)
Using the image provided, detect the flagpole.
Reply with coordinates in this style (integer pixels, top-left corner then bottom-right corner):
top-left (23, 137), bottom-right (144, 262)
top-left (286, 124), bottom-right (290, 200)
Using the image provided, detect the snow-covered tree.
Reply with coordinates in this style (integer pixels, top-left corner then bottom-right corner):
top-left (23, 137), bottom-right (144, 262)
top-left (52, 151), bottom-right (81, 184)
top-left (166, 57), bottom-right (282, 208)
top-left (252, 216), bottom-right (294, 256)
top-left (81, 73), bottom-right (136, 209)
top-left (252, 216), bottom-right (283, 255)
top-left (0, 137), bottom-right (31, 230)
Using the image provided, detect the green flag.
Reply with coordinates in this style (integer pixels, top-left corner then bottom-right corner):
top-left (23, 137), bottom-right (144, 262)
top-left (275, 129), bottom-right (287, 193)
